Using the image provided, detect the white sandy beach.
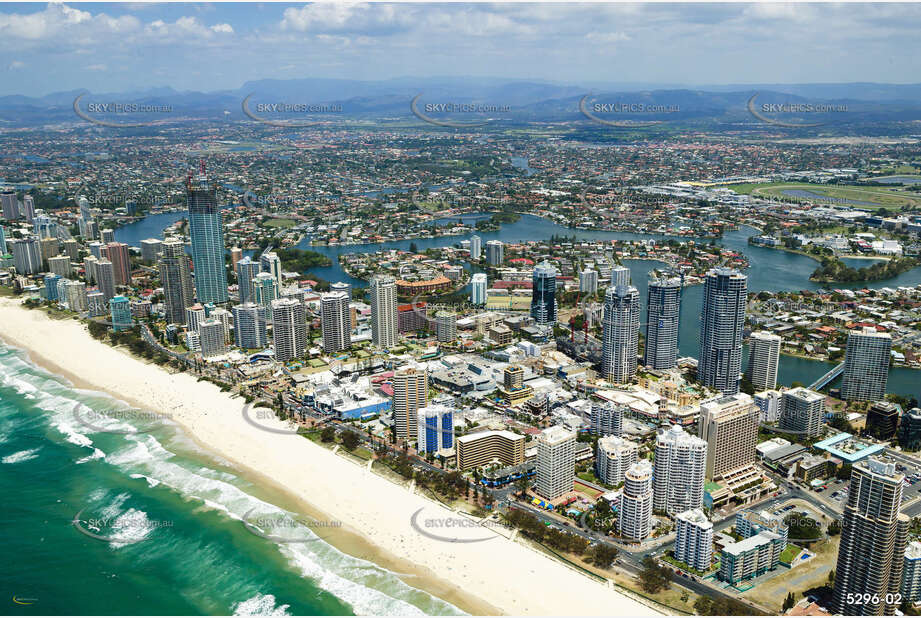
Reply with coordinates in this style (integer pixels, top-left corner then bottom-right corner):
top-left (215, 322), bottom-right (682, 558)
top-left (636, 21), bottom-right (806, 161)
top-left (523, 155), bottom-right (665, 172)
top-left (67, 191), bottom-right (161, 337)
top-left (0, 298), bottom-right (660, 616)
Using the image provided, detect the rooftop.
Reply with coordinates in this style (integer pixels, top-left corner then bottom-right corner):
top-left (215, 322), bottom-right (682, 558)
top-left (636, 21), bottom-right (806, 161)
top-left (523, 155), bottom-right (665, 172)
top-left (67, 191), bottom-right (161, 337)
top-left (721, 530), bottom-right (782, 556)
top-left (456, 429), bottom-right (523, 444)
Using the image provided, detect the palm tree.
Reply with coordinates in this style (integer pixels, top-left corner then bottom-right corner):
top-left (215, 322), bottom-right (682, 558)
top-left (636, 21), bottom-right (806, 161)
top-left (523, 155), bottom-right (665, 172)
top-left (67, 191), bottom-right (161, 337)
top-left (514, 476), bottom-right (530, 498)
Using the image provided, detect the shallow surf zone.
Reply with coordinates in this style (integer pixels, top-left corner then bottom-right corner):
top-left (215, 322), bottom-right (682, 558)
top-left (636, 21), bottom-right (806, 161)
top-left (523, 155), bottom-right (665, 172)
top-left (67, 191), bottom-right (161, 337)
top-left (0, 343), bottom-right (465, 616)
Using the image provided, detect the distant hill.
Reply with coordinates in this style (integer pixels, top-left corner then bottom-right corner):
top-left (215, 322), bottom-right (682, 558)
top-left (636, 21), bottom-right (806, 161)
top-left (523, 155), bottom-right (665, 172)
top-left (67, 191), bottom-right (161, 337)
top-left (1, 77), bottom-right (919, 127)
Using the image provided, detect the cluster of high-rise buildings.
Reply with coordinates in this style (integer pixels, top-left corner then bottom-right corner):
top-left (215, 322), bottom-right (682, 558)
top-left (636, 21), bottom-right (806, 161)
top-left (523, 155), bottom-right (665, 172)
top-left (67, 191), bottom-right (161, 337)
top-left (6, 164), bottom-right (914, 617)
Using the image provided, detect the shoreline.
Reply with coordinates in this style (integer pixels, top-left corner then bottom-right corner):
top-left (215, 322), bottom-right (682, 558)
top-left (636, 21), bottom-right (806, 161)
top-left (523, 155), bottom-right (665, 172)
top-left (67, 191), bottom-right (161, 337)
top-left (0, 299), bottom-right (658, 617)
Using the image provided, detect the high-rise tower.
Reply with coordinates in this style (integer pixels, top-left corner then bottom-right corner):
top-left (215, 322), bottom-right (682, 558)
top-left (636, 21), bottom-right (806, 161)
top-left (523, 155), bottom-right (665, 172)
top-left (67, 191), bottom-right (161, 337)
top-left (601, 284), bottom-right (640, 384)
top-left (841, 327), bottom-right (892, 402)
top-left (698, 268), bottom-right (747, 396)
top-left (833, 457), bottom-right (910, 615)
top-left (530, 261), bottom-right (557, 325)
top-left (644, 275), bottom-right (681, 369)
top-left (746, 331), bottom-right (781, 391)
top-left (320, 291), bottom-right (351, 353)
top-left (370, 275), bottom-right (398, 349)
top-left (158, 238), bottom-right (193, 325)
top-left (187, 166), bottom-right (228, 304)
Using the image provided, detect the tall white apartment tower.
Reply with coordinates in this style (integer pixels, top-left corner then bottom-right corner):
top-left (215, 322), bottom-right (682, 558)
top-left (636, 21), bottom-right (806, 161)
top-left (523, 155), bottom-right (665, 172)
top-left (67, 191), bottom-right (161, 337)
top-left (653, 424), bottom-right (707, 515)
top-left (601, 284), bottom-right (640, 384)
top-left (779, 387), bottom-right (825, 438)
top-left (232, 303), bottom-right (267, 349)
top-left (272, 297), bottom-right (307, 362)
top-left (610, 265), bottom-right (631, 287)
top-left (595, 435), bottom-right (638, 486)
top-left (470, 273), bottom-right (487, 305)
top-left (675, 509), bottom-right (714, 572)
top-left (260, 251), bottom-right (283, 285)
top-left (698, 268), bottom-right (748, 396)
top-left (901, 541), bottom-right (921, 603)
top-left (469, 235), bottom-right (482, 260)
top-left (535, 426), bottom-right (576, 500)
top-left (159, 237), bottom-right (193, 325)
top-left (589, 401), bottom-right (625, 436)
top-left (579, 268), bottom-right (599, 294)
top-left (833, 457), bottom-right (909, 615)
top-left (840, 327), bottom-right (892, 402)
top-left (95, 259), bottom-right (116, 302)
top-left (435, 310), bottom-right (457, 343)
top-left (320, 291), bottom-right (351, 354)
top-left (644, 275), bottom-right (682, 370)
top-left (65, 281), bottom-right (88, 313)
top-left (392, 367), bottom-right (428, 440)
top-left (199, 320), bottom-right (227, 358)
top-left (369, 274), bottom-right (398, 349)
top-left (620, 460), bottom-right (653, 541)
top-left (746, 331), bottom-right (781, 391)
top-left (235, 256), bottom-right (261, 305)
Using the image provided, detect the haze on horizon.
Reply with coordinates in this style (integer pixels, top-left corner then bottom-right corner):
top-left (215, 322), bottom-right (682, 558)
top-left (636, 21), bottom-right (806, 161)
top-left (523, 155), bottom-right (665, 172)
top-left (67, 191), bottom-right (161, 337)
top-left (1, 1), bottom-right (920, 97)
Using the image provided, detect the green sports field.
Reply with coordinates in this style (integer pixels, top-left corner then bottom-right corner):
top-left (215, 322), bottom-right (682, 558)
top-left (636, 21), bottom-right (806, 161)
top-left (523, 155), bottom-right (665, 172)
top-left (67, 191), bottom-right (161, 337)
top-left (720, 181), bottom-right (921, 211)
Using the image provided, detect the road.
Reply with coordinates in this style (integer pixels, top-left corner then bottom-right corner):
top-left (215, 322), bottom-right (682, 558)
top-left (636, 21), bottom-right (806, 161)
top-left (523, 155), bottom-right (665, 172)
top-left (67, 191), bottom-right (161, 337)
top-left (236, 385), bottom-right (855, 615)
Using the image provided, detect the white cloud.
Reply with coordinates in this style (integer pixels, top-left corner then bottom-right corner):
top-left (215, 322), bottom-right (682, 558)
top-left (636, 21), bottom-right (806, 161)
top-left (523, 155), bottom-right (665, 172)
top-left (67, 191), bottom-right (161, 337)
top-left (281, 2), bottom-right (409, 35)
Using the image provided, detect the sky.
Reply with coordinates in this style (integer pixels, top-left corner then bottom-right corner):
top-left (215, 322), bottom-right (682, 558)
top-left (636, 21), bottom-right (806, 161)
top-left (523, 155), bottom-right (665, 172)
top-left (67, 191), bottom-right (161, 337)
top-left (2, 2), bottom-right (920, 96)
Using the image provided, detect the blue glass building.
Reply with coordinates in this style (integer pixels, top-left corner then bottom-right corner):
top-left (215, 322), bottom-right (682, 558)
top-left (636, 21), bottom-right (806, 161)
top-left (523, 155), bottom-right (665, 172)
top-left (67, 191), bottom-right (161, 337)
top-left (110, 295), bottom-right (133, 332)
top-left (418, 405), bottom-right (454, 453)
top-left (187, 173), bottom-right (228, 304)
top-left (530, 261), bottom-right (557, 325)
top-left (44, 274), bottom-right (61, 301)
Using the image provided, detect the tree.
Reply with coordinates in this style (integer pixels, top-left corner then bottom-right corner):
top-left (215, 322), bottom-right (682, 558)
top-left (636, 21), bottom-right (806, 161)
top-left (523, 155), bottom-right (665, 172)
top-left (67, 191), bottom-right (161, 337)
top-left (589, 543), bottom-right (618, 569)
top-left (320, 426), bottom-right (336, 443)
top-left (341, 430), bottom-right (360, 451)
top-left (638, 557), bottom-right (671, 593)
top-left (827, 520), bottom-right (842, 536)
top-left (514, 476), bottom-right (530, 498)
top-left (782, 592), bottom-right (796, 612)
top-left (784, 514), bottom-right (822, 540)
top-left (594, 497), bottom-right (612, 520)
top-left (87, 320), bottom-right (108, 340)
top-left (694, 596), bottom-right (713, 615)
top-left (835, 463), bottom-right (853, 480)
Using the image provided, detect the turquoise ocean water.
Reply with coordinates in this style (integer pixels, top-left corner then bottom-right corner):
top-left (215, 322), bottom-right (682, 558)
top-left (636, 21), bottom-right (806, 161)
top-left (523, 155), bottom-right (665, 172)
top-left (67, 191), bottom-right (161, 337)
top-left (0, 344), bottom-right (463, 616)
